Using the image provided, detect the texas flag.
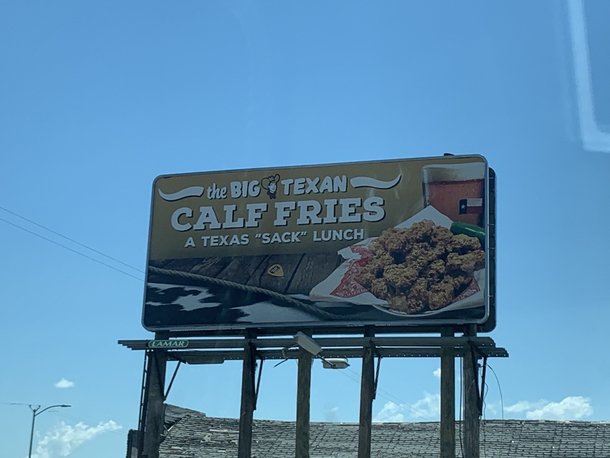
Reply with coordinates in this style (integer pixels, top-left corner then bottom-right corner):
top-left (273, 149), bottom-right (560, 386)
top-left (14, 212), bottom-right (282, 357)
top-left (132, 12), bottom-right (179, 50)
top-left (459, 198), bottom-right (483, 214)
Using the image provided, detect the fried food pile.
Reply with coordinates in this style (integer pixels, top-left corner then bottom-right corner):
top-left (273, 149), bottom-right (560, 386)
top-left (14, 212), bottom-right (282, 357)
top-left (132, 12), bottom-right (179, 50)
top-left (357, 220), bottom-right (485, 314)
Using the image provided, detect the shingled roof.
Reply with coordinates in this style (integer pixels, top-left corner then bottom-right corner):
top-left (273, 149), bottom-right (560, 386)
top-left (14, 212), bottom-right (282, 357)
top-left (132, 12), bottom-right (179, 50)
top-left (159, 404), bottom-right (610, 457)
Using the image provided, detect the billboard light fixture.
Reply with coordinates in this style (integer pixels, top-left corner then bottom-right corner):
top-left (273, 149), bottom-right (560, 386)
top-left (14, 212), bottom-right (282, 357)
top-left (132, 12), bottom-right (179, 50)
top-left (294, 332), bottom-right (322, 356)
top-left (321, 357), bottom-right (349, 369)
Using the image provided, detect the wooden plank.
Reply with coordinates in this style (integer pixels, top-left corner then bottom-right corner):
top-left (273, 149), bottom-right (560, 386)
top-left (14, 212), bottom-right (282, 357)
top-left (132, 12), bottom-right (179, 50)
top-left (246, 254), bottom-right (304, 293)
top-left (162, 258), bottom-right (206, 272)
top-left (215, 255), bottom-right (267, 284)
top-left (286, 252), bottom-right (342, 295)
top-left (149, 252), bottom-right (342, 296)
top-left (189, 257), bottom-right (233, 277)
top-left (358, 327), bottom-right (375, 458)
top-left (142, 332), bottom-right (168, 458)
top-left (440, 327), bottom-right (456, 458)
top-left (148, 259), bottom-right (174, 269)
top-left (238, 335), bottom-right (256, 458)
top-left (121, 336), bottom-right (500, 351)
top-left (463, 325), bottom-right (479, 458)
top-left (295, 346), bottom-right (312, 458)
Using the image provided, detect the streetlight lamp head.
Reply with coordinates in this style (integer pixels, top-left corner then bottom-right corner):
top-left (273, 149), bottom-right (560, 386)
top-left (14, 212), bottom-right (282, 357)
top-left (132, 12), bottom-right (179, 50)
top-left (26, 404), bottom-right (71, 458)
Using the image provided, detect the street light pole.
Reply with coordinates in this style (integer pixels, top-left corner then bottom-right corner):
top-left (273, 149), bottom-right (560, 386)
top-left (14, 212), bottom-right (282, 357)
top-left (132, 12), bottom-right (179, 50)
top-left (28, 405), bottom-right (39, 458)
top-left (27, 404), bottom-right (71, 458)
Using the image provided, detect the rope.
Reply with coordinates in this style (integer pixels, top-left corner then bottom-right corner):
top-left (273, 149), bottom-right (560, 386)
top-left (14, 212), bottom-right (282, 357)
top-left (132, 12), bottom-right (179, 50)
top-left (148, 266), bottom-right (343, 320)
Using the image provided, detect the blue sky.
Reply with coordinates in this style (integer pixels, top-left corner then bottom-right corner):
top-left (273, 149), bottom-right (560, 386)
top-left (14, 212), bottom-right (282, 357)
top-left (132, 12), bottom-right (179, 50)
top-left (2, 1), bottom-right (610, 457)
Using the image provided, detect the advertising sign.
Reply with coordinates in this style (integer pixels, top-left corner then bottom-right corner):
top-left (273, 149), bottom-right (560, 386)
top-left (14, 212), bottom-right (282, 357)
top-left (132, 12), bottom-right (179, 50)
top-left (143, 155), bottom-right (493, 334)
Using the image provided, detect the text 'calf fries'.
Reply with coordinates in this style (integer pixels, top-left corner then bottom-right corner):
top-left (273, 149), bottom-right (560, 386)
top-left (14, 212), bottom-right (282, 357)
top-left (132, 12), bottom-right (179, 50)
top-left (357, 220), bottom-right (485, 314)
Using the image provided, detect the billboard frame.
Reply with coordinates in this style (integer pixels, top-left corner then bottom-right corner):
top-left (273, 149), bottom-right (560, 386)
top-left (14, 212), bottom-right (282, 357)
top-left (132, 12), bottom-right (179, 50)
top-left (142, 155), bottom-right (496, 336)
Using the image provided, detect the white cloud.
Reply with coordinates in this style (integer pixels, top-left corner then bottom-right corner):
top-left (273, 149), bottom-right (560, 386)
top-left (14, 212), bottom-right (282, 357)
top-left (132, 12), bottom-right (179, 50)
top-left (54, 378), bottom-right (75, 389)
top-left (504, 400), bottom-right (542, 413)
top-left (374, 392), bottom-right (440, 422)
top-left (483, 401), bottom-right (499, 416)
top-left (412, 392), bottom-right (440, 419)
top-left (29, 420), bottom-right (121, 458)
top-left (374, 401), bottom-right (405, 422)
top-left (323, 406), bottom-right (339, 422)
top-left (504, 396), bottom-right (593, 420)
top-left (526, 396), bottom-right (593, 420)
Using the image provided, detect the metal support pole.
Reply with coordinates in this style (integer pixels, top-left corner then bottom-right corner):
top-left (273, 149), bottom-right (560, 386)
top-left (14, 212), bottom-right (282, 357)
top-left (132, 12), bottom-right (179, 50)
top-left (295, 345), bottom-right (312, 458)
top-left (28, 406), bottom-right (38, 458)
top-left (142, 332), bottom-right (168, 458)
top-left (238, 332), bottom-right (257, 458)
top-left (138, 352), bottom-right (150, 458)
top-left (440, 327), bottom-right (455, 458)
top-left (27, 405), bottom-right (70, 458)
top-left (463, 325), bottom-right (479, 458)
top-left (358, 327), bottom-right (375, 458)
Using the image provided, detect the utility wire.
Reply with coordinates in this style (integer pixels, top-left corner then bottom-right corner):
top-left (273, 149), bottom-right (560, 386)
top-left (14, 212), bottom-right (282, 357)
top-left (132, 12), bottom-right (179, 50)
top-left (0, 205), bottom-right (144, 274)
top-left (0, 216), bottom-right (143, 282)
top-left (487, 363), bottom-right (506, 449)
top-left (337, 366), bottom-right (363, 385)
top-left (481, 377), bottom-right (489, 458)
top-left (487, 364), bottom-right (504, 420)
top-left (341, 366), bottom-right (432, 420)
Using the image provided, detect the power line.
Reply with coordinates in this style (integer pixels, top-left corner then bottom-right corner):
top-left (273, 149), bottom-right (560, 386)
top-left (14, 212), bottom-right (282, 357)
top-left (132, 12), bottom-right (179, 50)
top-left (0, 205), bottom-right (144, 274)
top-left (487, 364), bottom-right (504, 420)
top-left (340, 366), bottom-right (432, 420)
top-left (0, 216), bottom-right (144, 282)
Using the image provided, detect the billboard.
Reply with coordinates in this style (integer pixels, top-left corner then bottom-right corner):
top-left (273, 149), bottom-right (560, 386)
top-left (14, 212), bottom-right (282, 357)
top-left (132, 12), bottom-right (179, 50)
top-left (143, 155), bottom-right (494, 334)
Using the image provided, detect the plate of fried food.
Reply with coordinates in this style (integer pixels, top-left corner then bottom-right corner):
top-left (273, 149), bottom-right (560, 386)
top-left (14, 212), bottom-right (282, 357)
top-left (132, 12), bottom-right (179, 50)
top-left (309, 206), bottom-right (486, 316)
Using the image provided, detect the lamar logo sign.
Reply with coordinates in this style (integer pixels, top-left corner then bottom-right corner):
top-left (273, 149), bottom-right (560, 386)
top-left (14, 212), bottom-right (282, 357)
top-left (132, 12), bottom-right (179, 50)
top-left (147, 340), bottom-right (189, 349)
